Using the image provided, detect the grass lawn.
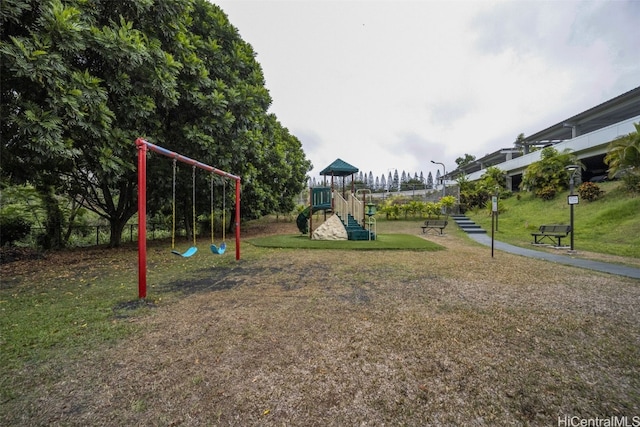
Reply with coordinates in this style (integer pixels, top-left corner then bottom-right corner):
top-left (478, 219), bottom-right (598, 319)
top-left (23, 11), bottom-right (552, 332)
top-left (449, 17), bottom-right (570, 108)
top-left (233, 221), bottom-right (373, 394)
top-left (1, 216), bottom-right (639, 426)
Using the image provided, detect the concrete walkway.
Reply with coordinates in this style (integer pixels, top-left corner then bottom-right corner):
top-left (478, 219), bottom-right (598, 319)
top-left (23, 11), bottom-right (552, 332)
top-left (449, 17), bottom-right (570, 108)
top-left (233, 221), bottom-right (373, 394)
top-left (468, 233), bottom-right (640, 280)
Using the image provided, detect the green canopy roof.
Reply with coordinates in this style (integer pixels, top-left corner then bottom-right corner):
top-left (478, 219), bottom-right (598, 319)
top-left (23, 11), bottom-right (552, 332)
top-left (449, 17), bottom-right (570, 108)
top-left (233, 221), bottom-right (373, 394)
top-left (319, 158), bottom-right (359, 177)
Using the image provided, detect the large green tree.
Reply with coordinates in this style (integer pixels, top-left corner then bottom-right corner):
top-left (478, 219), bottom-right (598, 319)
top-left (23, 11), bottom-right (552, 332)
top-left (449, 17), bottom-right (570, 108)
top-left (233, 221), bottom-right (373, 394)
top-left (1, 0), bottom-right (311, 247)
top-left (1, 0), bottom-right (182, 247)
top-left (145, 0), bottom-right (310, 232)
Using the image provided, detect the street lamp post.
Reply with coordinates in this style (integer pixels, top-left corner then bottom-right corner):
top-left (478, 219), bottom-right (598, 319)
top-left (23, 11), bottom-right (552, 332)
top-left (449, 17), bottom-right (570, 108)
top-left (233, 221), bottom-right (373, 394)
top-left (431, 160), bottom-right (446, 198)
top-left (565, 165), bottom-right (580, 253)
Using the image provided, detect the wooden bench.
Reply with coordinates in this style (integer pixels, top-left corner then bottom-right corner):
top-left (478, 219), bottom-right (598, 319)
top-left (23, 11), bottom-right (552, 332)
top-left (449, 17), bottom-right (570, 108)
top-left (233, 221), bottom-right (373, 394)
top-left (421, 219), bottom-right (448, 235)
top-left (531, 224), bottom-right (572, 246)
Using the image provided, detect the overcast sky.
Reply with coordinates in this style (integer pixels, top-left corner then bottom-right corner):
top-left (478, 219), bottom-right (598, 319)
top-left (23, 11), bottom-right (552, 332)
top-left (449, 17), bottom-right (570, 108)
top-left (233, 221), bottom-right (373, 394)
top-left (215, 0), bottom-right (640, 181)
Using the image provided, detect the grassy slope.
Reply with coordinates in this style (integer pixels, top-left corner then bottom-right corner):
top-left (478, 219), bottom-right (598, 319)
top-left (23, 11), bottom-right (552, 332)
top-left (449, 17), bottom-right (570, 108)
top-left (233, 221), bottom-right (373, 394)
top-left (466, 181), bottom-right (640, 258)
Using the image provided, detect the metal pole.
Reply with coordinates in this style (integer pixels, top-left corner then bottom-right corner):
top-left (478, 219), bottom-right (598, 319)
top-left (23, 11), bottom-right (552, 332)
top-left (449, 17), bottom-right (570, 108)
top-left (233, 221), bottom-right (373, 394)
top-left (430, 160), bottom-right (446, 198)
top-left (494, 187), bottom-right (499, 232)
top-left (309, 188), bottom-right (313, 239)
top-left (565, 164), bottom-right (579, 253)
top-left (235, 178), bottom-right (241, 260)
top-left (136, 140), bottom-right (147, 299)
top-left (491, 210), bottom-right (495, 258)
top-left (431, 160), bottom-right (446, 215)
top-left (570, 176), bottom-right (575, 252)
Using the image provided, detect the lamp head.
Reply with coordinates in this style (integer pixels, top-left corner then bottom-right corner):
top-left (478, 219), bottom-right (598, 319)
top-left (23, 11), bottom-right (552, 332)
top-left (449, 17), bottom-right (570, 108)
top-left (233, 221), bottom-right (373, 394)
top-left (565, 165), bottom-right (580, 172)
top-left (366, 202), bottom-right (376, 216)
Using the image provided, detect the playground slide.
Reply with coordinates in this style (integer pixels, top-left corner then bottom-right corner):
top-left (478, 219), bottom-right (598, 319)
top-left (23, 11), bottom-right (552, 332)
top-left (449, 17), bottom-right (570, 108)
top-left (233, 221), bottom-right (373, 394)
top-left (298, 187), bottom-right (333, 234)
top-left (296, 206), bottom-right (311, 234)
top-left (296, 204), bottom-right (333, 234)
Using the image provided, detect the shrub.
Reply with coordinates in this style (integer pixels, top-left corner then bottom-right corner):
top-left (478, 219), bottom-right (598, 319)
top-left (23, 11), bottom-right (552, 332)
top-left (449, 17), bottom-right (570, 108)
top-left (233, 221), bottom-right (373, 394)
top-left (422, 202), bottom-right (441, 218)
top-left (577, 182), bottom-right (604, 201)
top-left (520, 147), bottom-right (580, 198)
top-left (439, 195), bottom-right (456, 214)
top-left (460, 188), bottom-right (490, 212)
top-left (621, 172), bottom-right (640, 193)
top-left (535, 186), bottom-right (557, 200)
top-left (0, 216), bottom-right (31, 246)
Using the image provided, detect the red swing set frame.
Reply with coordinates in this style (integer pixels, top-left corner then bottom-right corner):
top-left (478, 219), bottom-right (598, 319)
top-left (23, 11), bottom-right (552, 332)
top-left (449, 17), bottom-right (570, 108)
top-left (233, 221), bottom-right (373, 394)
top-left (136, 138), bottom-right (241, 299)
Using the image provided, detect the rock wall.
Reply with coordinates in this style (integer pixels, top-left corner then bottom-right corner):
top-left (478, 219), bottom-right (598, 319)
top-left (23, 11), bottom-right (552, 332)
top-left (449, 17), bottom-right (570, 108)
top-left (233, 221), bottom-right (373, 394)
top-left (312, 214), bottom-right (348, 240)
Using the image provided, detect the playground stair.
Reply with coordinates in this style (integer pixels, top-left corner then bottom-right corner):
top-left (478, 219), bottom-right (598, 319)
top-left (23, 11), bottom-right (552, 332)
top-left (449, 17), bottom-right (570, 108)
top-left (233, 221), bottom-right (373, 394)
top-left (451, 214), bottom-right (487, 234)
top-left (337, 213), bottom-right (375, 241)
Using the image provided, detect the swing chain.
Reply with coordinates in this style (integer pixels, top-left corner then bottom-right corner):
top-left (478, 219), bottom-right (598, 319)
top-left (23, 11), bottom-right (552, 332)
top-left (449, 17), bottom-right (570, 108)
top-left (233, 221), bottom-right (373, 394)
top-left (192, 165), bottom-right (197, 247)
top-left (211, 172), bottom-right (215, 245)
top-left (222, 179), bottom-right (226, 241)
top-left (171, 158), bottom-right (177, 250)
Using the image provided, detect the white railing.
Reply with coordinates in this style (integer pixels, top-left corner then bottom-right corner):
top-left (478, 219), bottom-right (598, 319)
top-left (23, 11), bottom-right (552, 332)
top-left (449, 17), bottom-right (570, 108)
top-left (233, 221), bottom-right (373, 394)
top-left (350, 193), bottom-right (364, 226)
top-left (333, 190), bottom-right (349, 219)
top-left (332, 190), bottom-right (367, 226)
top-left (332, 190), bottom-right (376, 238)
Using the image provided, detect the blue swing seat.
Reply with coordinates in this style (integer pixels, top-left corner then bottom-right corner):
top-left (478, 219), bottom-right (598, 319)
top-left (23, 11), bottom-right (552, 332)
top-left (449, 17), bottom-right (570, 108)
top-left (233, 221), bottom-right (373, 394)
top-left (210, 242), bottom-right (226, 255)
top-left (172, 246), bottom-right (198, 257)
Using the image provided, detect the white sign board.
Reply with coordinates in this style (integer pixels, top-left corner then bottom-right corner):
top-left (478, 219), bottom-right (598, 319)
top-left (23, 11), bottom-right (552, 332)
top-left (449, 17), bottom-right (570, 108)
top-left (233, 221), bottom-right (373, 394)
top-left (567, 195), bottom-right (579, 205)
top-left (492, 196), bottom-right (498, 212)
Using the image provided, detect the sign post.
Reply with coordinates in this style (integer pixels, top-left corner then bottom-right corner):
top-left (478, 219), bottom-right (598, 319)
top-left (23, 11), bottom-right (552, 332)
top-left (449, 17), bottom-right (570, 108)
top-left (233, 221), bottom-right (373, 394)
top-left (491, 196), bottom-right (498, 258)
top-left (568, 194), bottom-right (579, 252)
top-left (565, 164), bottom-right (581, 253)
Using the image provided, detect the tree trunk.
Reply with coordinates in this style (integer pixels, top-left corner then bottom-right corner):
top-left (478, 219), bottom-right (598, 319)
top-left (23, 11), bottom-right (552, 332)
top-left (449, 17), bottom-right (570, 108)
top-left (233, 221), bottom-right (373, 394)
top-left (64, 198), bottom-right (84, 244)
top-left (105, 177), bottom-right (138, 248)
top-left (109, 218), bottom-right (128, 248)
top-left (37, 185), bottom-right (65, 250)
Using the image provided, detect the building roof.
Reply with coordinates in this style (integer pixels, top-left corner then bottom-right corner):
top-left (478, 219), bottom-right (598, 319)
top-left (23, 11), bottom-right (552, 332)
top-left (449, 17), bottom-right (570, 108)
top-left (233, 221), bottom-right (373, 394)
top-left (449, 85), bottom-right (640, 180)
top-left (522, 86), bottom-right (640, 144)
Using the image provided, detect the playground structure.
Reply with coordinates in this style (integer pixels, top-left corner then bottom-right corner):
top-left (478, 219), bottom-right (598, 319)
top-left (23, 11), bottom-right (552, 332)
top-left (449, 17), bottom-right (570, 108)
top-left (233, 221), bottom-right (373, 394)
top-left (296, 187), bottom-right (331, 235)
top-left (297, 158), bottom-right (376, 240)
top-left (135, 138), bottom-right (241, 299)
top-left (296, 187), bottom-right (377, 240)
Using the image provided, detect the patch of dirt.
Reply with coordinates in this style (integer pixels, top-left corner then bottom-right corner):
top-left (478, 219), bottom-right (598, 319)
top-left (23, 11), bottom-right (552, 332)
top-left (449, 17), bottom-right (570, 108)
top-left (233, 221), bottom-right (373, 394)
top-left (2, 218), bottom-right (640, 426)
top-left (0, 246), bottom-right (44, 264)
top-left (241, 218), bottom-right (297, 237)
top-left (113, 299), bottom-right (157, 311)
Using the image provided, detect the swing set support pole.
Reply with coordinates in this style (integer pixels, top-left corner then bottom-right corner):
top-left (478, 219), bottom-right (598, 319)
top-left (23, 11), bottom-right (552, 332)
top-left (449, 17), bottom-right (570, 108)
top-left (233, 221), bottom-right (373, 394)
top-left (235, 178), bottom-right (241, 260)
top-left (135, 138), bottom-right (242, 299)
top-left (136, 140), bottom-right (148, 299)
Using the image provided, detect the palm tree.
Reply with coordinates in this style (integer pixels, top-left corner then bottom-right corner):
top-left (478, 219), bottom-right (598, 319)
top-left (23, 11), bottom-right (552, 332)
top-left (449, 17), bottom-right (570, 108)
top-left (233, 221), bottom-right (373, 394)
top-left (604, 122), bottom-right (640, 191)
